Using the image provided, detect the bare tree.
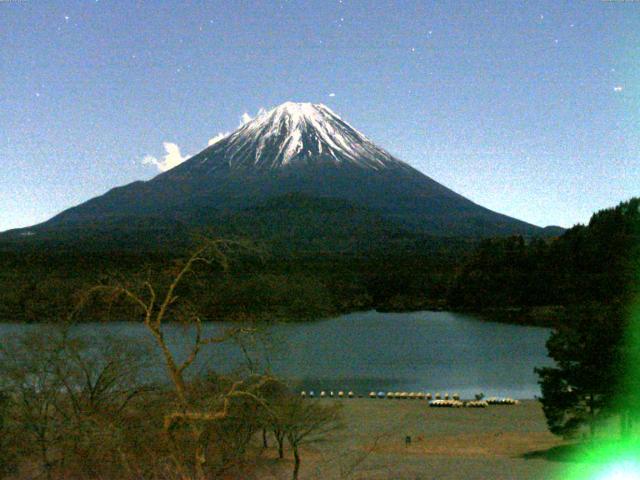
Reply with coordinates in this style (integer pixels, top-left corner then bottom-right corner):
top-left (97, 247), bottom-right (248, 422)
top-left (55, 331), bottom-right (153, 477)
top-left (270, 396), bottom-right (343, 480)
top-left (58, 332), bottom-right (149, 418)
top-left (0, 330), bottom-right (67, 480)
top-left (0, 390), bottom-right (14, 477)
top-left (0, 327), bottom-right (154, 480)
top-left (80, 239), bottom-right (273, 479)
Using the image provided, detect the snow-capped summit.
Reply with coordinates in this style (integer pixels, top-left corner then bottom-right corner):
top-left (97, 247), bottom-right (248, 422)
top-left (17, 100), bottom-right (543, 240)
top-left (193, 101), bottom-right (408, 171)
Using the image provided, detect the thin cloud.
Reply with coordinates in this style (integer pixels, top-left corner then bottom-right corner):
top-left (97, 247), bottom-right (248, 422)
top-left (142, 142), bottom-right (188, 172)
top-left (143, 107), bottom-right (265, 172)
top-left (239, 108), bottom-right (265, 126)
top-left (208, 132), bottom-right (229, 146)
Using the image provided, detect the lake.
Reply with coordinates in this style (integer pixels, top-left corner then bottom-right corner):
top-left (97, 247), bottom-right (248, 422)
top-left (0, 310), bottom-right (553, 399)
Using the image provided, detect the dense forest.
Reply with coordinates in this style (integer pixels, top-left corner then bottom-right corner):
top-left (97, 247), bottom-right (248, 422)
top-left (0, 243), bottom-right (464, 324)
top-left (0, 197), bottom-right (637, 326)
top-left (449, 197), bottom-right (639, 324)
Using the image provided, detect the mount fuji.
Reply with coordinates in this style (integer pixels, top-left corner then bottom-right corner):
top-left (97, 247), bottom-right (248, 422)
top-left (5, 102), bottom-right (545, 246)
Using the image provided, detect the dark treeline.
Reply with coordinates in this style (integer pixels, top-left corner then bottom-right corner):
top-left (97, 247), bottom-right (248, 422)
top-left (449, 198), bottom-right (640, 321)
top-left (0, 193), bottom-right (476, 324)
top-left (438, 197), bottom-right (640, 441)
top-left (535, 302), bottom-right (640, 440)
top-left (1, 197), bottom-right (637, 326)
top-left (0, 242), bottom-right (467, 324)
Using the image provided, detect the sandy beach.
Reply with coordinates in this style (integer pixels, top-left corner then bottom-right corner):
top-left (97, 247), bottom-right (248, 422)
top-left (256, 399), bottom-right (570, 480)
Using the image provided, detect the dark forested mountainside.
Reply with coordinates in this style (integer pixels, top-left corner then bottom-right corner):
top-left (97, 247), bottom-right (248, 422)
top-left (1, 197), bottom-right (635, 326)
top-left (448, 198), bottom-right (640, 317)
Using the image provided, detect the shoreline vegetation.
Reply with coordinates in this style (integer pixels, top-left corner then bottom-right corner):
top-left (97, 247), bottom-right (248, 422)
top-left (0, 304), bottom-right (575, 329)
top-left (0, 291), bottom-right (566, 480)
top-left (0, 199), bottom-right (636, 479)
top-left (0, 197), bottom-right (637, 327)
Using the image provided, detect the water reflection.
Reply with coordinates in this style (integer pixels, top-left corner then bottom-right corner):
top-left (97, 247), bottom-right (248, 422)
top-left (0, 311), bottom-right (553, 399)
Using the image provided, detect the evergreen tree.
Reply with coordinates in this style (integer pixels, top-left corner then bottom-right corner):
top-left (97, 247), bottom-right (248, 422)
top-left (449, 197), bottom-right (640, 311)
top-left (535, 305), bottom-right (625, 438)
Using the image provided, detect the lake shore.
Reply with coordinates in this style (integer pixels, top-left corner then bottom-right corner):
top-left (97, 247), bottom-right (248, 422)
top-left (258, 398), bottom-right (569, 479)
top-left (0, 311), bottom-right (551, 400)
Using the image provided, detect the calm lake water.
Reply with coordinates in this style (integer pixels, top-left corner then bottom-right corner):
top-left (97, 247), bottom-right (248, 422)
top-left (0, 311), bottom-right (553, 399)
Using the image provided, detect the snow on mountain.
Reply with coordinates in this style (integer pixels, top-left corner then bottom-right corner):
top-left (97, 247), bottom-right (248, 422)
top-left (194, 102), bottom-right (409, 171)
top-left (12, 100), bottom-right (542, 239)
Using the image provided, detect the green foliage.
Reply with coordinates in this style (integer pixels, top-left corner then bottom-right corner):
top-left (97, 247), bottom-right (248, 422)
top-left (449, 197), bottom-right (640, 311)
top-left (535, 305), bottom-right (626, 438)
top-left (0, 239), bottom-right (465, 323)
top-left (202, 273), bottom-right (338, 322)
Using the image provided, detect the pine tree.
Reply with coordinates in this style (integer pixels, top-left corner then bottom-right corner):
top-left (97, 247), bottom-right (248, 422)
top-left (535, 305), bottom-right (625, 438)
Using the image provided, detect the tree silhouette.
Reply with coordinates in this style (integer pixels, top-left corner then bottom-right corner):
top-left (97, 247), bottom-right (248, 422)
top-left (536, 305), bottom-right (625, 438)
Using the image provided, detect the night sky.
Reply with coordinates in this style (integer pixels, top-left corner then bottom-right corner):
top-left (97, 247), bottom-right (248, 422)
top-left (1, 0), bottom-right (638, 231)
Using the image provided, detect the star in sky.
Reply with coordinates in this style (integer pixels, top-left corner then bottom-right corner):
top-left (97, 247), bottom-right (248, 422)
top-left (1, 0), bottom-right (637, 232)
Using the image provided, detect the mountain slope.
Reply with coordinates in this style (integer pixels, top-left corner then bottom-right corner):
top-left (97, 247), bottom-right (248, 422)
top-left (221, 193), bottom-right (408, 253)
top-left (5, 102), bottom-right (543, 241)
